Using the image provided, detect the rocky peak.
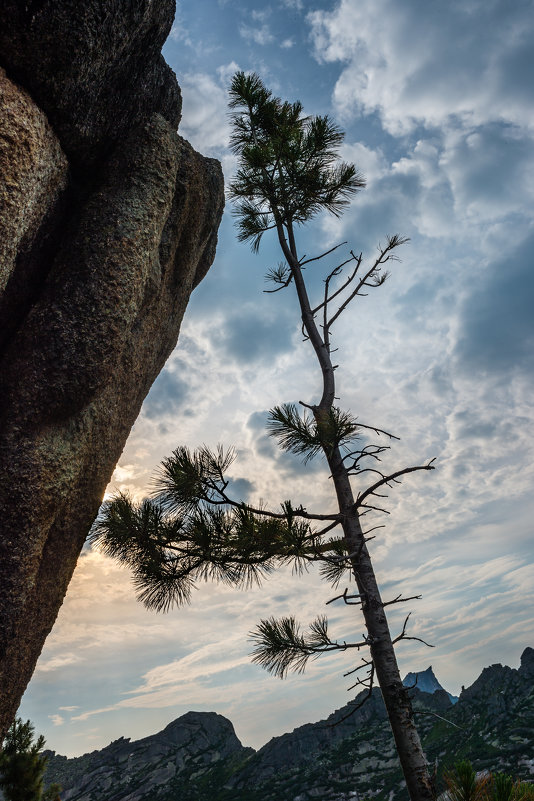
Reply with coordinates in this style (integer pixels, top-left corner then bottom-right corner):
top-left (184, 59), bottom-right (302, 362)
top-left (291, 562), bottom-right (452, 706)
top-left (403, 666), bottom-right (458, 704)
top-left (458, 662), bottom-right (516, 704)
top-left (157, 711), bottom-right (246, 757)
top-left (519, 646), bottom-right (534, 678)
top-left (45, 712), bottom-right (252, 801)
top-left (43, 648), bottom-right (534, 801)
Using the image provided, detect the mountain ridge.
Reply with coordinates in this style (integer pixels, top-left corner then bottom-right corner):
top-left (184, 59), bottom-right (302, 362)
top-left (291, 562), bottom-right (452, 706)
top-left (44, 647), bottom-right (534, 801)
top-left (403, 665), bottom-right (459, 704)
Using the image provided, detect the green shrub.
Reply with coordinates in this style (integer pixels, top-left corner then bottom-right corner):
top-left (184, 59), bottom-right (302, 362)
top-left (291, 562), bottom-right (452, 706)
top-left (443, 760), bottom-right (534, 801)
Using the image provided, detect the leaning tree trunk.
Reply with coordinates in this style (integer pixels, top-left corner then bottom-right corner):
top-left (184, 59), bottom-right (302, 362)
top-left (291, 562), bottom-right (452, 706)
top-left (278, 223), bottom-right (434, 801)
top-left (0, 0), bottom-right (224, 740)
top-left (328, 448), bottom-right (434, 801)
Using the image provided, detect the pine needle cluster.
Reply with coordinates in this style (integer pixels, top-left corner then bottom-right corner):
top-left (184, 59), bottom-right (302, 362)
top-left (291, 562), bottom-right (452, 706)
top-left (228, 71), bottom-right (364, 251)
top-left (91, 446), bottom-right (335, 613)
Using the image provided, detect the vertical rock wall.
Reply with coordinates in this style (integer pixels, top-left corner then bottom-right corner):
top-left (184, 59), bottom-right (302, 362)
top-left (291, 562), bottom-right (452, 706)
top-left (0, 0), bottom-right (224, 739)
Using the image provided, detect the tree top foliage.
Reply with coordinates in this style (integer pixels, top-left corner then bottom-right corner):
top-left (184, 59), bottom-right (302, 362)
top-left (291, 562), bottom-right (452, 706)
top-left (228, 70), bottom-right (365, 251)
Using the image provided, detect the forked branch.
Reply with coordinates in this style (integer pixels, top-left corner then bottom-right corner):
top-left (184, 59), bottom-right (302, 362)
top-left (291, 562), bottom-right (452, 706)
top-left (355, 460), bottom-right (436, 510)
top-left (393, 613), bottom-right (434, 648)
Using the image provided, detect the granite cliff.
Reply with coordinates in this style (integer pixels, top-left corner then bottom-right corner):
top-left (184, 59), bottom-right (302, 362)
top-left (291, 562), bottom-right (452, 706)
top-left (43, 648), bottom-right (534, 801)
top-left (0, 0), bottom-right (224, 739)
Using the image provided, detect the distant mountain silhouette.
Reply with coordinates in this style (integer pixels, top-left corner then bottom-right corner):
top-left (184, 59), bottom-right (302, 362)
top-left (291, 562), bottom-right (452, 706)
top-left (403, 665), bottom-right (459, 703)
top-left (44, 647), bottom-right (534, 801)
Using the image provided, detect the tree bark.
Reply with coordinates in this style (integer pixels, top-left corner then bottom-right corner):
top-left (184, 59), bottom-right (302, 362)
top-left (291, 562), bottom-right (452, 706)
top-left (278, 222), bottom-right (434, 801)
top-left (329, 449), bottom-right (434, 801)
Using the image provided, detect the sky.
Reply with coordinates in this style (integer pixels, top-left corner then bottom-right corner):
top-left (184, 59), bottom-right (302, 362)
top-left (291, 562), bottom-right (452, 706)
top-left (20, 0), bottom-right (534, 758)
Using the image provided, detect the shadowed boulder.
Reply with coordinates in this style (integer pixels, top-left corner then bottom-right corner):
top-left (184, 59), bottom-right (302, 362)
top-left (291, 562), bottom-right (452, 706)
top-left (0, 0), bottom-right (224, 739)
top-left (0, 0), bottom-right (182, 174)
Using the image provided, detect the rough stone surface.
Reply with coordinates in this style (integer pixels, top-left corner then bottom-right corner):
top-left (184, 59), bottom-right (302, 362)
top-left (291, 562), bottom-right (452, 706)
top-left (0, 0), bottom-right (181, 174)
top-left (0, 0), bottom-right (224, 740)
top-left (0, 68), bottom-right (68, 293)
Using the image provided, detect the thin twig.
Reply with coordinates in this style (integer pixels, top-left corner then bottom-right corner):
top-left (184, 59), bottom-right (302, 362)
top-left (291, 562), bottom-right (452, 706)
top-left (326, 588), bottom-right (366, 605)
top-left (412, 711), bottom-right (465, 730)
top-left (327, 662), bottom-right (376, 727)
top-left (355, 460), bottom-right (436, 509)
top-left (300, 241), bottom-right (347, 266)
top-left (382, 594), bottom-right (422, 607)
top-left (392, 613), bottom-right (434, 648)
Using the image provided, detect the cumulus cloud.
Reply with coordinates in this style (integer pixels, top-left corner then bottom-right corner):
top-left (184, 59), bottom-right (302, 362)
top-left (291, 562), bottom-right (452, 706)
top-left (308, 0), bottom-right (534, 135)
top-left (307, 0), bottom-right (534, 254)
top-left (177, 67), bottom-right (234, 158)
top-left (239, 23), bottom-right (275, 46)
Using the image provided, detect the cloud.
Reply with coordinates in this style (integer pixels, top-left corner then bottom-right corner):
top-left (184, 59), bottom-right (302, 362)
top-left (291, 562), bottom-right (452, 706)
top-left (49, 714), bottom-right (65, 727)
top-left (306, 2), bottom-right (534, 252)
top-left (251, 9), bottom-right (272, 23)
top-left (142, 362), bottom-right (192, 420)
top-left (169, 3), bottom-right (193, 48)
top-left (454, 230), bottom-right (534, 377)
top-left (440, 124), bottom-right (534, 222)
top-left (35, 653), bottom-right (83, 673)
top-left (239, 23), bottom-right (275, 46)
top-left (308, 0), bottom-right (534, 135)
top-left (177, 68), bottom-right (233, 157)
top-left (212, 305), bottom-right (296, 364)
top-left (226, 476), bottom-right (255, 501)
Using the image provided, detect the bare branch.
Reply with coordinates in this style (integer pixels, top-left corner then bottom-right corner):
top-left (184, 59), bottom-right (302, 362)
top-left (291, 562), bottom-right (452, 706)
top-left (349, 421), bottom-right (400, 440)
top-left (264, 279), bottom-right (292, 294)
top-left (326, 588), bottom-right (366, 606)
top-left (344, 657), bottom-right (373, 677)
top-left (326, 238), bottom-right (408, 330)
top-left (413, 711), bottom-right (465, 730)
top-left (392, 613), bottom-right (434, 648)
top-left (314, 520), bottom-right (342, 538)
top-left (355, 460), bottom-right (436, 509)
top-left (360, 504), bottom-right (391, 515)
top-left (312, 251), bottom-right (362, 316)
top-left (382, 594), bottom-right (422, 607)
top-left (328, 661), bottom-right (376, 727)
top-left (300, 241), bottom-right (348, 266)
top-left (215, 485), bottom-right (340, 523)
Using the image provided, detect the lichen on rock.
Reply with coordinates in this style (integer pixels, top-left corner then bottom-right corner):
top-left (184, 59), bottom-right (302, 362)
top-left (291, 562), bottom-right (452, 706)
top-left (0, 67), bottom-right (68, 294)
top-left (0, 0), bottom-right (224, 739)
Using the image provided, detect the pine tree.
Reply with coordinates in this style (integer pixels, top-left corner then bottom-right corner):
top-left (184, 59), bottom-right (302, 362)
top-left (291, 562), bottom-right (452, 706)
top-left (0, 718), bottom-right (59, 801)
top-left (93, 72), bottom-right (436, 801)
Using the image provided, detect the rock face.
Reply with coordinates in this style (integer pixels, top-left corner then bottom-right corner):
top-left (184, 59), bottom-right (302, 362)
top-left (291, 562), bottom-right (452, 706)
top-left (0, 0), bottom-right (182, 173)
top-left (44, 712), bottom-right (253, 801)
top-left (0, 68), bottom-right (68, 294)
top-left (403, 666), bottom-right (459, 704)
top-left (43, 649), bottom-right (534, 801)
top-left (0, 0), bottom-right (224, 740)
